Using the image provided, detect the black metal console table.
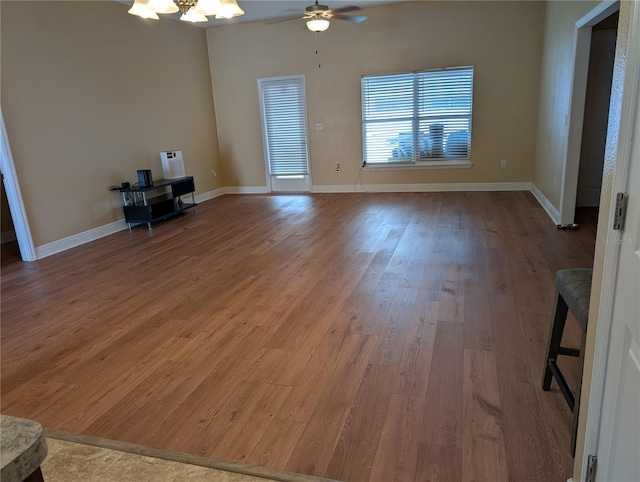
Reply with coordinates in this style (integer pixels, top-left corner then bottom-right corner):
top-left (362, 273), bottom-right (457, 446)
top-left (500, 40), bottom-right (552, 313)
top-left (118, 177), bottom-right (197, 230)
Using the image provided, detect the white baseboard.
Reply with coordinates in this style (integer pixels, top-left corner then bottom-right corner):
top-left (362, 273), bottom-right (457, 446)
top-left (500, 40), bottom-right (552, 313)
top-left (193, 187), bottom-right (225, 203)
top-left (32, 182), bottom-right (540, 259)
top-left (224, 186), bottom-right (269, 194)
top-left (34, 187), bottom-right (225, 259)
top-left (530, 183), bottom-right (561, 225)
top-left (312, 182), bottom-right (532, 193)
top-left (1, 230), bottom-right (16, 244)
top-left (36, 219), bottom-right (129, 259)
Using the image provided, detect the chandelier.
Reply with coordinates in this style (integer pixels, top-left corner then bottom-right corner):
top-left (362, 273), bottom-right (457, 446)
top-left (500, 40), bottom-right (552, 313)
top-left (128, 0), bottom-right (244, 23)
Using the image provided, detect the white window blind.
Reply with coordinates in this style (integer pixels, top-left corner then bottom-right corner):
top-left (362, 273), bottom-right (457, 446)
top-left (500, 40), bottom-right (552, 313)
top-left (362, 66), bottom-right (473, 164)
top-left (258, 76), bottom-right (309, 176)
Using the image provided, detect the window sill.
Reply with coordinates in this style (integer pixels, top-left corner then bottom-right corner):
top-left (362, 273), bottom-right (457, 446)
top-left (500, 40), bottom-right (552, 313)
top-left (362, 160), bottom-right (473, 171)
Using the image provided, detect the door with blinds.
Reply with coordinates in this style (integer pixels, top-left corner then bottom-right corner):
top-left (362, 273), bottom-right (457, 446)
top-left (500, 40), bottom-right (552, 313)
top-left (258, 75), bottom-right (311, 192)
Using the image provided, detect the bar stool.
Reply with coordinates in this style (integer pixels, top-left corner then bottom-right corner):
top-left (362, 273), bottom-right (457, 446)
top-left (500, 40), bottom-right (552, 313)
top-left (542, 268), bottom-right (592, 456)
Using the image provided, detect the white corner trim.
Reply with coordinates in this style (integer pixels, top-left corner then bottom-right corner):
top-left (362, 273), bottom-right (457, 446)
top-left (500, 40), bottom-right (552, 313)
top-left (0, 107), bottom-right (37, 261)
top-left (35, 219), bottom-right (128, 260)
top-left (530, 183), bottom-right (561, 225)
top-left (313, 182), bottom-right (531, 193)
top-left (224, 186), bottom-right (269, 194)
top-left (1, 230), bottom-right (17, 244)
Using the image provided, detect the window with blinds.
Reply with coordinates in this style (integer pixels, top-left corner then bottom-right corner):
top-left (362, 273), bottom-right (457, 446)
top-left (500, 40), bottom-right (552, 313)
top-left (258, 75), bottom-right (310, 177)
top-left (361, 66), bottom-right (474, 165)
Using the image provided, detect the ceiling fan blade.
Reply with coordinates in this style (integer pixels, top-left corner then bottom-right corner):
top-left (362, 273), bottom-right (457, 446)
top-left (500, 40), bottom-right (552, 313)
top-left (330, 5), bottom-right (361, 14)
top-left (266, 15), bottom-right (302, 25)
top-left (332, 13), bottom-right (367, 22)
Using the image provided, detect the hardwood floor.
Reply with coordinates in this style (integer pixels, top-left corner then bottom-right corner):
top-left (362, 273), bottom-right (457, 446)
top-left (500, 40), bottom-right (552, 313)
top-left (0, 192), bottom-right (596, 482)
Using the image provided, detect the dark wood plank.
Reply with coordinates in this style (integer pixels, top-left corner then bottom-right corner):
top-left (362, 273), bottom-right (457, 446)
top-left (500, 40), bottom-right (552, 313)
top-left (369, 394), bottom-right (425, 482)
top-left (489, 293), bottom-right (532, 383)
top-left (285, 333), bottom-right (377, 477)
top-left (462, 349), bottom-right (508, 482)
top-left (324, 364), bottom-right (397, 482)
top-left (393, 300), bottom-right (438, 397)
top-left (414, 443), bottom-right (462, 482)
top-left (245, 418), bottom-right (307, 469)
top-left (437, 264), bottom-right (465, 323)
top-left (369, 287), bottom-right (420, 366)
top-left (211, 382), bottom-right (292, 463)
top-left (421, 322), bottom-right (464, 447)
top-left (462, 278), bottom-right (494, 351)
top-left (499, 380), bottom-right (558, 481)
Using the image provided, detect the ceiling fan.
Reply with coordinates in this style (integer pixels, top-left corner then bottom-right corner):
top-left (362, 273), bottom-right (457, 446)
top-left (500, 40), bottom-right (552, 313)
top-left (270, 1), bottom-right (367, 32)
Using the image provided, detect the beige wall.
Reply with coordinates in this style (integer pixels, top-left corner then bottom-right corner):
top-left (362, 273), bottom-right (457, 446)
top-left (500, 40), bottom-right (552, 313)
top-left (1, 1), bottom-right (221, 246)
top-left (533, 0), bottom-right (599, 209)
top-left (207, 1), bottom-right (545, 189)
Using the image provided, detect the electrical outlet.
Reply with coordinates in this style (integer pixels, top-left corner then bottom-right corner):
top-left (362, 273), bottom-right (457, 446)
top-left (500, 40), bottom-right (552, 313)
top-left (211, 170), bottom-right (217, 177)
top-left (500, 159), bottom-right (507, 169)
top-left (335, 163), bottom-right (340, 173)
top-left (315, 123), bottom-right (323, 131)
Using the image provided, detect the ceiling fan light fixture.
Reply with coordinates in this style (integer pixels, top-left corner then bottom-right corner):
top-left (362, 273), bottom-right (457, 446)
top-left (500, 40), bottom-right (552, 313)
top-left (306, 17), bottom-right (330, 32)
top-left (149, 0), bottom-right (178, 14)
top-left (128, 0), bottom-right (159, 19)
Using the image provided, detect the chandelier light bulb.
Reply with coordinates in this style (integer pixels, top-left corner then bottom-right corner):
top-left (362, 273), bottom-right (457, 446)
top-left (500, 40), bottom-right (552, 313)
top-left (128, 0), bottom-right (159, 19)
top-left (180, 9), bottom-right (208, 22)
top-left (149, 0), bottom-right (179, 14)
top-left (216, 0), bottom-right (245, 19)
top-left (194, 0), bottom-right (222, 16)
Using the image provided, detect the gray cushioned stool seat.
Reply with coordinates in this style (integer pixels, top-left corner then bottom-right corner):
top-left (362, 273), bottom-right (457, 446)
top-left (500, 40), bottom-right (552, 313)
top-left (556, 268), bottom-right (592, 331)
top-left (543, 268), bottom-right (592, 456)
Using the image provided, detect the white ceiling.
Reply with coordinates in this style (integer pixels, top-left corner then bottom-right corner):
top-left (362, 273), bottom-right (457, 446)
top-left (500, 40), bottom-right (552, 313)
top-left (120, 1), bottom-right (404, 28)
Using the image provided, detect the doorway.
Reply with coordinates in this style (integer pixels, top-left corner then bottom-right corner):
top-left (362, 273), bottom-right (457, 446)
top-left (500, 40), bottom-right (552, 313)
top-left (258, 75), bottom-right (312, 193)
top-left (0, 180), bottom-right (20, 264)
top-left (560, 1), bottom-right (620, 225)
top-left (0, 108), bottom-right (36, 262)
top-left (576, 12), bottom-right (618, 211)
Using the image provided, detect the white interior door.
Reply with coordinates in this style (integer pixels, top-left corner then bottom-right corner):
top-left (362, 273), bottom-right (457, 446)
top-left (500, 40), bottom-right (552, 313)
top-left (593, 92), bottom-right (640, 481)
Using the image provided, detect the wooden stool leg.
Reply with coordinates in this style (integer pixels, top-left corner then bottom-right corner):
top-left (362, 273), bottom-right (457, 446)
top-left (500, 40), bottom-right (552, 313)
top-left (24, 467), bottom-right (45, 482)
top-left (543, 293), bottom-right (569, 390)
top-left (571, 328), bottom-right (588, 456)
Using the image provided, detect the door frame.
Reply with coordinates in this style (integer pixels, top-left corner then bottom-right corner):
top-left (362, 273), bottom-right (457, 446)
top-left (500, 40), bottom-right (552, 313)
top-left (580, 0), bottom-right (640, 477)
top-left (560, 0), bottom-right (619, 225)
top-left (0, 108), bottom-right (36, 261)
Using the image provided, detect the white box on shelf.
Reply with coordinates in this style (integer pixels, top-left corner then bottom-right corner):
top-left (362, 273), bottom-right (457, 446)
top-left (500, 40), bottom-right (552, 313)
top-left (160, 150), bottom-right (186, 179)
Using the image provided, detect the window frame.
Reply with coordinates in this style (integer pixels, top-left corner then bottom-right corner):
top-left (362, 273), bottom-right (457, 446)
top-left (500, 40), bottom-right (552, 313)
top-left (361, 66), bottom-right (474, 169)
